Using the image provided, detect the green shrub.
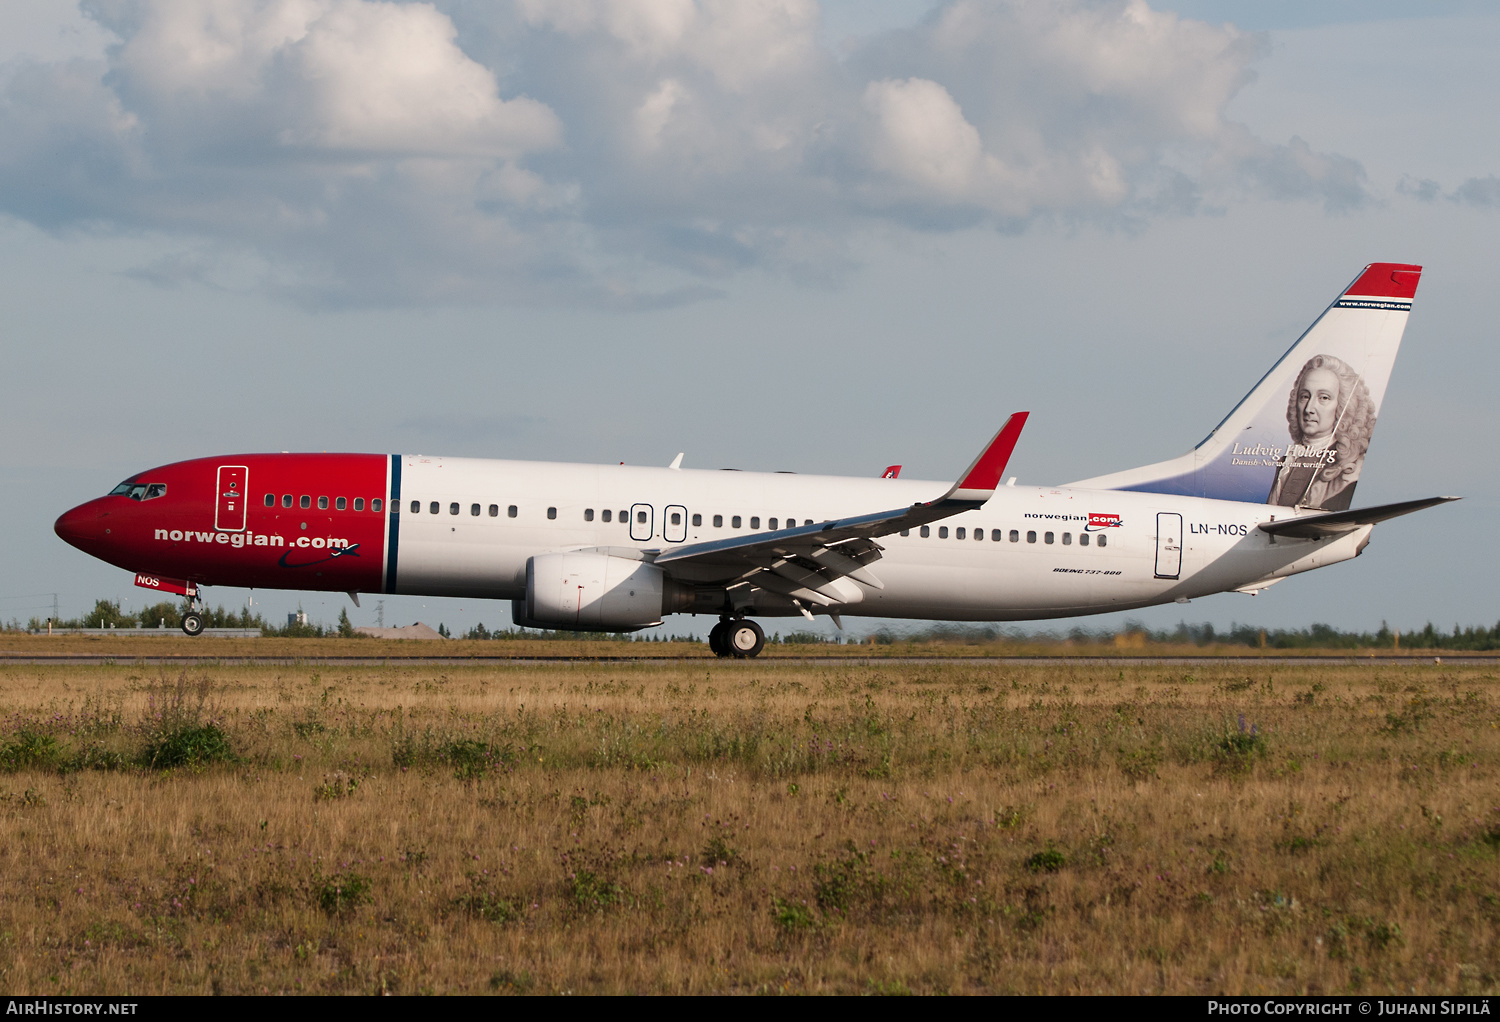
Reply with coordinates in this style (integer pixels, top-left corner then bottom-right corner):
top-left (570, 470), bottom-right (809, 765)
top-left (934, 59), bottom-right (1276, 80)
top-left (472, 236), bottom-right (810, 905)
top-left (142, 724), bottom-right (235, 769)
top-left (1215, 715), bottom-right (1266, 772)
top-left (1024, 847), bottom-right (1067, 873)
top-left (565, 867), bottom-right (623, 913)
top-left (772, 897), bottom-right (817, 933)
top-left (316, 870), bottom-right (372, 914)
top-left (0, 731), bottom-right (64, 773)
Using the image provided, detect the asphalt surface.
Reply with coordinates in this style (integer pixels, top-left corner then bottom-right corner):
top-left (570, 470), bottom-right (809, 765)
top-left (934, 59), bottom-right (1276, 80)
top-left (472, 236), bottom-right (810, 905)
top-left (0, 653), bottom-right (1487, 667)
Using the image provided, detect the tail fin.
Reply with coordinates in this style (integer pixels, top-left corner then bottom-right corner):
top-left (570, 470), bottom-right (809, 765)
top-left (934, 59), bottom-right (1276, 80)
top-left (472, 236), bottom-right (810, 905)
top-left (1069, 263), bottom-right (1421, 510)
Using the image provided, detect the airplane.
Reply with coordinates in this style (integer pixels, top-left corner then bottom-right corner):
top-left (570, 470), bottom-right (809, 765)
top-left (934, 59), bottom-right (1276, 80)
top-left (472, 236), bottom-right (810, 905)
top-left (54, 263), bottom-right (1456, 657)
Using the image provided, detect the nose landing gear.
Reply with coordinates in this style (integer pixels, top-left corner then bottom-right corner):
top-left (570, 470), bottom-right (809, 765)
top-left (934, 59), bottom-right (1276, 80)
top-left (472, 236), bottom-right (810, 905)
top-left (180, 589), bottom-right (206, 636)
top-left (708, 617), bottom-right (765, 659)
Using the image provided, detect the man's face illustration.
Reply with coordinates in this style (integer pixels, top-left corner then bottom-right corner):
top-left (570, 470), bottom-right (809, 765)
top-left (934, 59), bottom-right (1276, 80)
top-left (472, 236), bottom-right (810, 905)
top-left (1297, 366), bottom-right (1340, 441)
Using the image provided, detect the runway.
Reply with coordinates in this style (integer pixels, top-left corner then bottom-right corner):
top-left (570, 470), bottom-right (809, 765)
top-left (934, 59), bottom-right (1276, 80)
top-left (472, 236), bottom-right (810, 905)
top-left (0, 652), bottom-right (1485, 667)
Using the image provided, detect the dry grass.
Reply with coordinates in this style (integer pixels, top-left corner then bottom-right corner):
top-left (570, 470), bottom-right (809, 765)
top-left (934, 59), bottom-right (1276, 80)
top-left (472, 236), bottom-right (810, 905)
top-left (0, 659), bottom-right (1497, 995)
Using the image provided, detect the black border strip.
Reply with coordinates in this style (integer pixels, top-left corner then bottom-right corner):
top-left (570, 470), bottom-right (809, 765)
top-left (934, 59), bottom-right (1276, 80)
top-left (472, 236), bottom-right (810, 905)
top-left (1334, 299), bottom-right (1412, 311)
top-left (385, 455), bottom-right (401, 594)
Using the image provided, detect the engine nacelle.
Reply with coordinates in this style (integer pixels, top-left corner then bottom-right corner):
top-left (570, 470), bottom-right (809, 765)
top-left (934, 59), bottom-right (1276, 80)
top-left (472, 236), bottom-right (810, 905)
top-left (514, 552), bottom-right (688, 632)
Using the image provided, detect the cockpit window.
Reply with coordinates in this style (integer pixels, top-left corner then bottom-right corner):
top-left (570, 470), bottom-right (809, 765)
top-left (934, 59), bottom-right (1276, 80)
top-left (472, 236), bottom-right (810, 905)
top-left (111, 481), bottom-right (166, 501)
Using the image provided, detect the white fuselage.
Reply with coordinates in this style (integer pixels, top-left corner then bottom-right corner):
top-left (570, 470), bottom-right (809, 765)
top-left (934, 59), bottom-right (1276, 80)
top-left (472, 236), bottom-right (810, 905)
top-left (390, 456), bottom-right (1364, 621)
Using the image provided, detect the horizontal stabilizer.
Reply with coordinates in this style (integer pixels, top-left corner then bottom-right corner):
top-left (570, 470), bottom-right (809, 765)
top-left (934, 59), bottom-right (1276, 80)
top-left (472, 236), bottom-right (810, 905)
top-left (1258, 496), bottom-right (1459, 539)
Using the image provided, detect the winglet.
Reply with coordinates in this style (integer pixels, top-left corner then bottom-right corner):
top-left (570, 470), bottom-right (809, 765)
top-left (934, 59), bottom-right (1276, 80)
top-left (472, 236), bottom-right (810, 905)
top-left (943, 412), bottom-right (1028, 503)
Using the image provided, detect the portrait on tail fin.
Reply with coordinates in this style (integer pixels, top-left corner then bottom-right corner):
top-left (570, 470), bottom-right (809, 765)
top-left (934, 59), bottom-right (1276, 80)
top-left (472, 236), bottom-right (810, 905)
top-left (1267, 354), bottom-right (1375, 510)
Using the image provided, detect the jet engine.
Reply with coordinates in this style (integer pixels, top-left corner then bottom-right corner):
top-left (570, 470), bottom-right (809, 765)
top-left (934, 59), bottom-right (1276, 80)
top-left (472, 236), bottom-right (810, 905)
top-left (512, 552), bottom-right (691, 631)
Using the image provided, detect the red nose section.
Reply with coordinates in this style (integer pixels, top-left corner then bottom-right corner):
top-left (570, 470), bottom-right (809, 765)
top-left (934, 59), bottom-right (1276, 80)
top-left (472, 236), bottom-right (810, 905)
top-left (54, 499), bottom-right (114, 558)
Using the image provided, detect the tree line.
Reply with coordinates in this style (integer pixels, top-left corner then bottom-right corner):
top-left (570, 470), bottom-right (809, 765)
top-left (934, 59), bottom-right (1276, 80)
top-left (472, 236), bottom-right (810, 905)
top-left (12, 598), bottom-right (1500, 649)
top-left (868, 620), bottom-right (1500, 650)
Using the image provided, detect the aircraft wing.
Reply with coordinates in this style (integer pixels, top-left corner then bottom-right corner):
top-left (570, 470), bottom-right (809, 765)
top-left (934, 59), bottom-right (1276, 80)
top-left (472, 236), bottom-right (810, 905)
top-left (1257, 496), bottom-right (1459, 539)
top-left (651, 413), bottom-right (1028, 604)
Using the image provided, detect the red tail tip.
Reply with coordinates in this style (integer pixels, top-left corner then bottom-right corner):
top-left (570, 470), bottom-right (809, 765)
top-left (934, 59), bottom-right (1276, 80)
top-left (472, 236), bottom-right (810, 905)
top-left (1346, 263), bottom-right (1422, 300)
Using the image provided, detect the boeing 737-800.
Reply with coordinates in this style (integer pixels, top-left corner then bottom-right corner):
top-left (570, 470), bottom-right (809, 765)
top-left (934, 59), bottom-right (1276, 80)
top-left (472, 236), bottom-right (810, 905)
top-left (54, 263), bottom-right (1455, 657)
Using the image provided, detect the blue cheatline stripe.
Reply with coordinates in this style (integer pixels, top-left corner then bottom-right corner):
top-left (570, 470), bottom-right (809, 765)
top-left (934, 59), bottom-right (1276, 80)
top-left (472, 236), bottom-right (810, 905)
top-left (385, 455), bottom-right (401, 594)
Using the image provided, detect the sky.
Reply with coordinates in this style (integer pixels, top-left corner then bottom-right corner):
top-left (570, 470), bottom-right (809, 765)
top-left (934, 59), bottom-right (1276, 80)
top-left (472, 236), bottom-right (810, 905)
top-left (1, 0), bottom-right (1496, 638)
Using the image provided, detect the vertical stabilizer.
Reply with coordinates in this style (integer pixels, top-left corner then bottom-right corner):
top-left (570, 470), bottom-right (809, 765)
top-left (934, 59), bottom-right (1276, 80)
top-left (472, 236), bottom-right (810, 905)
top-left (1068, 263), bottom-right (1421, 510)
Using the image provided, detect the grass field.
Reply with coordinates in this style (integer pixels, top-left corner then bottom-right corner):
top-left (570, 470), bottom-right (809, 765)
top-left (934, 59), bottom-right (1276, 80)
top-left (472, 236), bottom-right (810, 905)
top-left (0, 657), bottom-right (1496, 995)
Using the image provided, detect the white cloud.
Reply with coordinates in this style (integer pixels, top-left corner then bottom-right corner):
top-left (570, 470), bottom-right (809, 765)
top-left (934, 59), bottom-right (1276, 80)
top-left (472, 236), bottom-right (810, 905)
top-left (0, 0), bottom-right (1376, 305)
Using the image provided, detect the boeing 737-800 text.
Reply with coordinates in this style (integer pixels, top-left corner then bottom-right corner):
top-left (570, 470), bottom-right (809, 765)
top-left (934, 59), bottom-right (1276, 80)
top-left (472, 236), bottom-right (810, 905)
top-left (54, 263), bottom-right (1456, 657)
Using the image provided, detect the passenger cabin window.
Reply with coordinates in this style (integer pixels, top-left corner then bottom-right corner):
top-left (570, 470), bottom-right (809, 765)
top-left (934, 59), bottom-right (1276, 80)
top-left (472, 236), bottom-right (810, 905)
top-left (1097, 534), bottom-right (1107, 548)
top-left (300, 496), bottom-right (311, 509)
top-left (336, 497), bottom-right (346, 510)
top-left (731, 516), bottom-right (742, 529)
top-left (713, 515), bottom-right (723, 527)
top-left (508, 505), bottom-right (518, 518)
top-left (938, 526), bottom-right (948, 538)
top-left (768, 518), bottom-right (778, 530)
top-left (692, 513), bottom-right (702, 526)
top-left (920, 526), bottom-right (930, 538)
top-left (585, 509), bottom-right (595, 521)
top-left (371, 499), bottom-right (382, 512)
top-left (470, 504), bottom-right (480, 516)
top-left (601, 510), bottom-right (612, 522)
top-left (318, 496), bottom-right (329, 509)
top-left (1045, 532), bottom-right (1054, 544)
top-left (449, 503), bottom-right (459, 515)
top-left (1080, 533), bottom-right (1089, 546)
top-left (429, 502), bottom-right (439, 515)
top-left (411, 501), bottom-right (420, 514)
top-left (264, 494), bottom-right (275, 507)
top-left (1011, 530), bottom-right (1020, 543)
top-left (750, 516), bottom-right (760, 529)
top-left (900, 529), bottom-right (910, 537)
top-left (283, 494), bottom-right (293, 508)
top-left (354, 498), bottom-right (364, 511)
top-left (1027, 531), bottom-right (1037, 543)
top-left (670, 511), bottom-right (681, 526)
top-left (955, 527), bottom-right (965, 540)
top-left (549, 507), bottom-right (558, 520)
top-left (635, 510), bottom-right (646, 524)
top-left (489, 504), bottom-right (498, 517)
top-left (1062, 532), bottom-right (1072, 545)
top-left (618, 510), bottom-right (627, 522)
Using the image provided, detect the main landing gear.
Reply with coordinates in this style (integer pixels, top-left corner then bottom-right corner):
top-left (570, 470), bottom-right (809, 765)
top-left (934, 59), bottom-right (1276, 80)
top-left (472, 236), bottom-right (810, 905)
top-left (709, 617), bottom-right (765, 659)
